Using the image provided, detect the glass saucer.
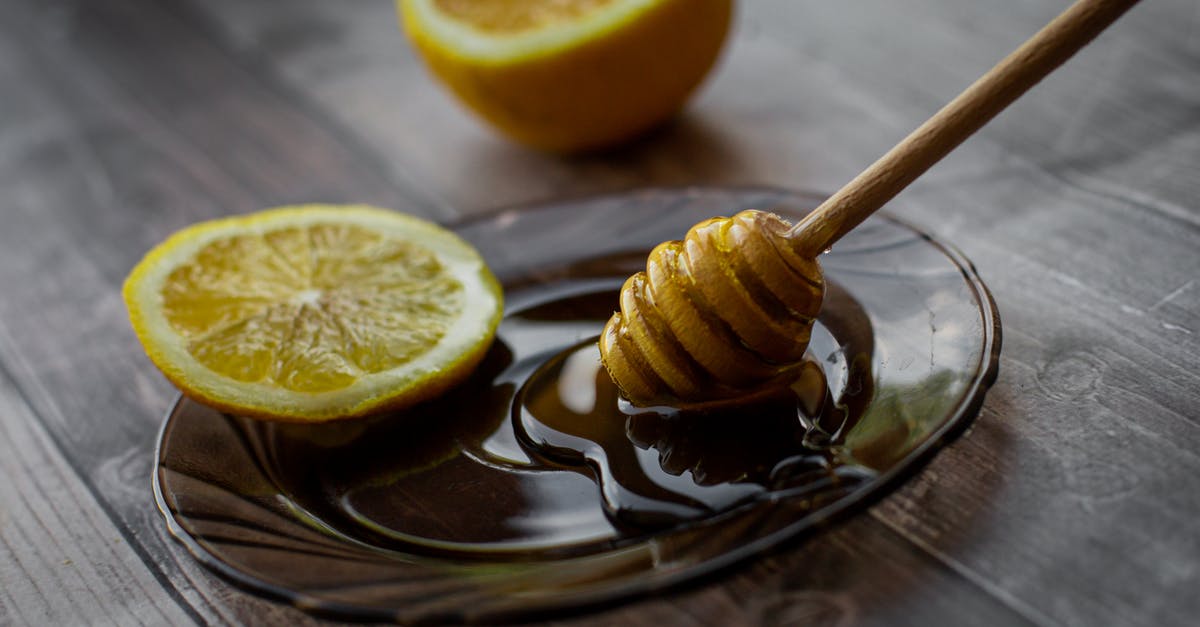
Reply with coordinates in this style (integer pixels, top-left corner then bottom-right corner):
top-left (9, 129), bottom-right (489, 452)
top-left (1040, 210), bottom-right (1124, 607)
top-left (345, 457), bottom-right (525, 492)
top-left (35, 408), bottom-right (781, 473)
top-left (154, 186), bottom-right (1001, 623)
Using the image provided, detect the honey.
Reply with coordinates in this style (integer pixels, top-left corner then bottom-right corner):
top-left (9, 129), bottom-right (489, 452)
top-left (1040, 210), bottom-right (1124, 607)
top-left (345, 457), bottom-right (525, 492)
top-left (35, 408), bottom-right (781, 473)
top-left (516, 340), bottom-right (864, 531)
top-left (248, 267), bottom-right (876, 556)
top-left (600, 210), bottom-right (825, 406)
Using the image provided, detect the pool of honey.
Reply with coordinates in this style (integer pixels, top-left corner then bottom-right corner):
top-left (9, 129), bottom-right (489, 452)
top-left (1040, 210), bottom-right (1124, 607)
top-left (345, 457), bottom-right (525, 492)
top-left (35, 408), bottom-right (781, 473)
top-left (244, 262), bottom-right (878, 560)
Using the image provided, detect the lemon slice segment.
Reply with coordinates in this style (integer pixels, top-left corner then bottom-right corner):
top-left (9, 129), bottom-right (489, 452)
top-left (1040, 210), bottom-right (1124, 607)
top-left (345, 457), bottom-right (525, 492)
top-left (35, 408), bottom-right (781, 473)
top-left (123, 205), bottom-right (503, 422)
top-left (399, 0), bottom-right (732, 153)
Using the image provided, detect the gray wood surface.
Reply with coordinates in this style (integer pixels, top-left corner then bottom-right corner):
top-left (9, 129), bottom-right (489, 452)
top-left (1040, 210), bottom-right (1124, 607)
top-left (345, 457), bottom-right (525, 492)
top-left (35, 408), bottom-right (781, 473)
top-left (0, 0), bottom-right (1196, 625)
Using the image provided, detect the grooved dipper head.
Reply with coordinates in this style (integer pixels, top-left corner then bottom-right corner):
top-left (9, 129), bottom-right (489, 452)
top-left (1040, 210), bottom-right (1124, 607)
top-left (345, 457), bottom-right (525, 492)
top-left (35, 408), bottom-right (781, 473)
top-left (599, 210), bottom-right (825, 407)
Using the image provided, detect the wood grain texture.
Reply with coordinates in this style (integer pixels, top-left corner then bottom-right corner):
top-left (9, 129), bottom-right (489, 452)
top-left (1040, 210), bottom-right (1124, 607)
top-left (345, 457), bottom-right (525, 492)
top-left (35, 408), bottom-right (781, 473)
top-left (793, 0), bottom-right (1142, 256)
top-left (0, 0), bottom-right (1196, 624)
top-left (0, 0), bottom-right (423, 623)
top-left (0, 367), bottom-right (199, 626)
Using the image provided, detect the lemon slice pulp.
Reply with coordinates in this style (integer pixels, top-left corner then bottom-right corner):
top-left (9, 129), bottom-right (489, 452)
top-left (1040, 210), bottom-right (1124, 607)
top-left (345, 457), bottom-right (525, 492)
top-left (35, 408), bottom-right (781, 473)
top-left (123, 205), bottom-right (503, 422)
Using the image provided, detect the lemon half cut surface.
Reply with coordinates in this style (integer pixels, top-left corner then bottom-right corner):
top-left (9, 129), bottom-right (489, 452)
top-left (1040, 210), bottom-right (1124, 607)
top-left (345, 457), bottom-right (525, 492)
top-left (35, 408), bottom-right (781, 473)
top-left (123, 205), bottom-right (503, 422)
top-left (400, 0), bottom-right (733, 153)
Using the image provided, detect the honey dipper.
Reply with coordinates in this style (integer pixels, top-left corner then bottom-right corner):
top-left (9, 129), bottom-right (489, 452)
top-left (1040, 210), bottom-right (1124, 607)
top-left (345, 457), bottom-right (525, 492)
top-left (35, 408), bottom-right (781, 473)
top-left (600, 0), bottom-right (1139, 407)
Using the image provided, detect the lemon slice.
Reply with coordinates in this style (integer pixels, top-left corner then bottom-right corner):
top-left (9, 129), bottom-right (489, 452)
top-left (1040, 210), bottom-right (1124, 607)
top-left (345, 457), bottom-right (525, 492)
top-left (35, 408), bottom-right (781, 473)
top-left (123, 205), bottom-right (503, 422)
top-left (399, 0), bottom-right (732, 153)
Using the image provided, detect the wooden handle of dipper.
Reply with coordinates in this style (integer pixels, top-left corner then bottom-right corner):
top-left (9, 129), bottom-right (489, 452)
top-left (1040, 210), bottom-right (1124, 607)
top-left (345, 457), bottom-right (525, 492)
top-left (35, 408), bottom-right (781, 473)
top-left (790, 0), bottom-right (1140, 257)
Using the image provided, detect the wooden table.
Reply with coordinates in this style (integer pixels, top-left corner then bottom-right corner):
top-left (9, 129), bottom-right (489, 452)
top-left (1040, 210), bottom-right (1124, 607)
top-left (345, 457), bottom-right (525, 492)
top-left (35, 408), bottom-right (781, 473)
top-left (2, 0), bottom-right (1197, 624)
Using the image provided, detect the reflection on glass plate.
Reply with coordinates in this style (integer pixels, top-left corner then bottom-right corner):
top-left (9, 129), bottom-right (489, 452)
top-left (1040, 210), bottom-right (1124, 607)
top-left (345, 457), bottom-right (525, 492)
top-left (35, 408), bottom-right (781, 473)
top-left (154, 187), bottom-right (1000, 623)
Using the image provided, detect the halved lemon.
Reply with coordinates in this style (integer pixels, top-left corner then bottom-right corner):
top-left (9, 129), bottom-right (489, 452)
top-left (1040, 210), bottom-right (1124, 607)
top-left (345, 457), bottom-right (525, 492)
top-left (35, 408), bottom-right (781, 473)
top-left (399, 0), bottom-right (733, 153)
top-left (123, 205), bottom-right (503, 422)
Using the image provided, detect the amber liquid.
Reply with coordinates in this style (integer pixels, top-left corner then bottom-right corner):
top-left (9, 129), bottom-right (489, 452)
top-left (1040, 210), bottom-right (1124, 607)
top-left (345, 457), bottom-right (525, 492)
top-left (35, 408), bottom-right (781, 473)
top-left (250, 271), bottom-right (877, 559)
top-left (516, 340), bottom-right (863, 531)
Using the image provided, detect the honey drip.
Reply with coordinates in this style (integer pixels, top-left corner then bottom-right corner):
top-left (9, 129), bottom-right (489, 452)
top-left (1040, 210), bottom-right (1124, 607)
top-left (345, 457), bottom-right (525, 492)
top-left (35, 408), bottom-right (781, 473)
top-left (515, 339), bottom-right (872, 531)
